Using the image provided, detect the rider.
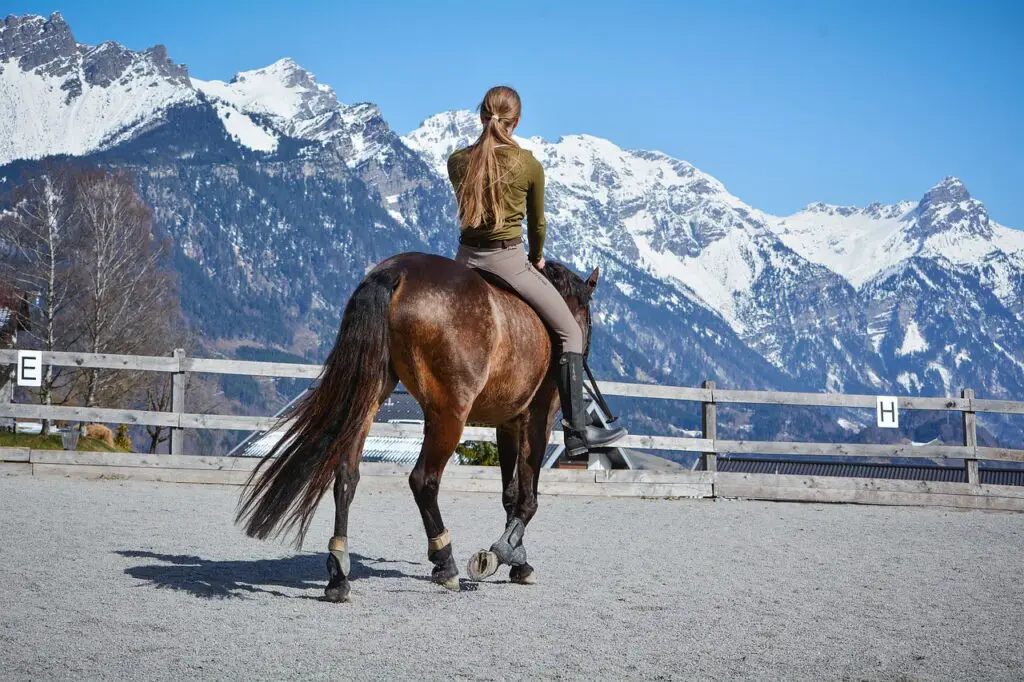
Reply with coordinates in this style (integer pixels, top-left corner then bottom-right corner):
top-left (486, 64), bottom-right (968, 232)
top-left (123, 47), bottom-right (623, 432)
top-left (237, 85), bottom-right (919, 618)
top-left (447, 85), bottom-right (626, 458)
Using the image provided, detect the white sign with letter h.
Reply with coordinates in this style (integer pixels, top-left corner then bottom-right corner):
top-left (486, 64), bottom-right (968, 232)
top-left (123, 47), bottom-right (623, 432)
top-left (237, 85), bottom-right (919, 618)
top-left (876, 396), bottom-right (899, 429)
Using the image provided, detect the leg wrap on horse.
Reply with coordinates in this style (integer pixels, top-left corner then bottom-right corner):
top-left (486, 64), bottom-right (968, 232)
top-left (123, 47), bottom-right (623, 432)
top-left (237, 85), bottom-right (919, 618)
top-left (427, 529), bottom-right (454, 567)
top-left (490, 518), bottom-right (528, 567)
top-left (426, 528), bottom-right (458, 588)
top-left (428, 529), bottom-right (451, 552)
top-left (328, 535), bottom-right (350, 578)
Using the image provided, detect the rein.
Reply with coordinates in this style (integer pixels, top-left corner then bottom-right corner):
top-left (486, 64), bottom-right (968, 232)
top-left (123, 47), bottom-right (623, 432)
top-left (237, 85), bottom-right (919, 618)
top-left (581, 304), bottom-right (618, 423)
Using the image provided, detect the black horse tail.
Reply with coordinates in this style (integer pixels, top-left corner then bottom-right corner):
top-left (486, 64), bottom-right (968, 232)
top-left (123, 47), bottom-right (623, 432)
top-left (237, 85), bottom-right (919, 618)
top-left (235, 264), bottom-right (402, 546)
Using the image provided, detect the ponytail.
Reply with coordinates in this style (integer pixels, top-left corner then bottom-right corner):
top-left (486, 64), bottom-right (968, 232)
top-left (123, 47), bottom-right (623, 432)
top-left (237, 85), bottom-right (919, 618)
top-left (456, 86), bottom-right (522, 229)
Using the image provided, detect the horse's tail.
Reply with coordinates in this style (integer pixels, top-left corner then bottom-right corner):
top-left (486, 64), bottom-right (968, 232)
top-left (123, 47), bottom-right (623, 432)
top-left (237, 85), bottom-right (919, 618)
top-left (235, 264), bottom-right (402, 546)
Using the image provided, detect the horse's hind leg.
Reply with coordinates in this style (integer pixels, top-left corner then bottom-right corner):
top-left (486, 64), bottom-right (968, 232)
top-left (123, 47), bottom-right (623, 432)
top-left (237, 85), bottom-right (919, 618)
top-left (409, 411), bottom-right (466, 591)
top-left (325, 376), bottom-right (397, 603)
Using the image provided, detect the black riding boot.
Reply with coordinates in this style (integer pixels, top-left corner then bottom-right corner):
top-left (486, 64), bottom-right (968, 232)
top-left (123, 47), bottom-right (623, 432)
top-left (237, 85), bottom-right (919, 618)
top-left (557, 352), bottom-right (627, 458)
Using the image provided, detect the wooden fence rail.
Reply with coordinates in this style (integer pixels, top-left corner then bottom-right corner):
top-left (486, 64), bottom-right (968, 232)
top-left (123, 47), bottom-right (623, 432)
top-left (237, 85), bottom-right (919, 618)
top-left (2, 350), bottom-right (1023, 483)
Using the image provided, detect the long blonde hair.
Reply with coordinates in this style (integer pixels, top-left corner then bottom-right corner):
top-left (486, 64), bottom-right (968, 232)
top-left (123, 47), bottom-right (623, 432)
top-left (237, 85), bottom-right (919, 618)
top-left (456, 85), bottom-right (522, 229)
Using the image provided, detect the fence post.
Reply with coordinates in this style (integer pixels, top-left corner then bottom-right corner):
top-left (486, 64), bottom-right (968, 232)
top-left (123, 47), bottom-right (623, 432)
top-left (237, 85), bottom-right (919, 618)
top-left (701, 379), bottom-right (717, 472)
top-left (962, 388), bottom-right (979, 485)
top-left (170, 348), bottom-right (186, 455)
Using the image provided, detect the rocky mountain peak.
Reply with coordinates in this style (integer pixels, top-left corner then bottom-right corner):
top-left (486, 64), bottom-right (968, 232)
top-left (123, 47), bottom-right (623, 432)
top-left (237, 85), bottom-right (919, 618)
top-left (1, 12), bottom-right (77, 76)
top-left (193, 57), bottom-right (342, 138)
top-left (417, 110), bottom-right (482, 137)
top-left (401, 110), bottom-right (483, 175)
top-left (921, 176), bottom-right (971, 205)
top-left (0, 13), bottom-right (197, 165)
top-left (803, 202), bottom-right (860, 217)
top-left (908, 176), bottom-right (992, 242)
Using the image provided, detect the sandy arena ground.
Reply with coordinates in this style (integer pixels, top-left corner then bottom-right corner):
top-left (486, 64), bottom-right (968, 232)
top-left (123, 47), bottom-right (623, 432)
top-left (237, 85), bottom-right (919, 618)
top-left (1, 474), bottom-right (1022, 680)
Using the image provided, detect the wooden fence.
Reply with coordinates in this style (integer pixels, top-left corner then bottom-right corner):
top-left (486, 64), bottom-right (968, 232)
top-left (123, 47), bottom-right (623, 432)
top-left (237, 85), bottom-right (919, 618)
top-left (1, 349), bottom-right (1023, 510)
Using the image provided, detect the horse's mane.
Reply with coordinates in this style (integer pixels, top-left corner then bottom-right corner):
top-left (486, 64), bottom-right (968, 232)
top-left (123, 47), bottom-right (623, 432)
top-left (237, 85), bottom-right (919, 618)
top-left (540, 261), bottom-right (592, 306)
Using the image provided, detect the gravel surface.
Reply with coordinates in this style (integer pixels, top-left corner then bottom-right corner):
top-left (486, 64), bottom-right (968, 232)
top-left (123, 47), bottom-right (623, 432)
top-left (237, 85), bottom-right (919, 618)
top-left (1, 474), bottom-right (1022, 681)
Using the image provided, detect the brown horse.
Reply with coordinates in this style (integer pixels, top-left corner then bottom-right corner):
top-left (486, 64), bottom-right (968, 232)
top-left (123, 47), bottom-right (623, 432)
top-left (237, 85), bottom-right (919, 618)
top-left (235, 251), bottom-right (600, 602)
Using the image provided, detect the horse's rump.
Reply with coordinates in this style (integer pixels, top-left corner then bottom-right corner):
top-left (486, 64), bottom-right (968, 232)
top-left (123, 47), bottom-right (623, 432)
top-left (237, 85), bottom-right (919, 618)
top-left (384, 252), bottom-right (554, 424)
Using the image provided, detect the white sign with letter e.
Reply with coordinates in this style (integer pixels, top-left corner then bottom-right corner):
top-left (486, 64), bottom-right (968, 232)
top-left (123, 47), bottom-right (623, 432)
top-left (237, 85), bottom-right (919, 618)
top-left (876, 396), bottom-right (899, 429)
top-left (17, 350), bottom-right (42, 387)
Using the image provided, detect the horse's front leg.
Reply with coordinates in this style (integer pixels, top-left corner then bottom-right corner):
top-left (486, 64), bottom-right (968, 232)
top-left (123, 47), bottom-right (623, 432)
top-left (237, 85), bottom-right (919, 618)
top-left (506, 405), bottom-right (552, 585)
top-left (467, 419), bottom-right (528, 581)
top-left (468, 404), bottom-right (550, 584)
top-left (496, 421), bottom-right (521, 521)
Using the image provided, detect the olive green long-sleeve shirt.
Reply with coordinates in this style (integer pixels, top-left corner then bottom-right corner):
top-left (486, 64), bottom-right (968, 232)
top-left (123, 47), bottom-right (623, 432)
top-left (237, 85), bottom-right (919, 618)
top-left (447, 145), bottom-right (548, 262)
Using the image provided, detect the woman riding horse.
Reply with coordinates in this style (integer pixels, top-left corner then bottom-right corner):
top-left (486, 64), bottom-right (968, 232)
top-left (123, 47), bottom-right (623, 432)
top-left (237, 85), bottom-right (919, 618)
top-left (448, 85), bottom-right (625, 456)
top-left (235, 85), bottom-right (625, 602)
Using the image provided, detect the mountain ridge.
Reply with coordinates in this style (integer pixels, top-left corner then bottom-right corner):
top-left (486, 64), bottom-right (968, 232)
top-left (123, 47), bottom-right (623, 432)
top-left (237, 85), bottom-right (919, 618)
top-left (2, 13), bottom-right (1022, 453)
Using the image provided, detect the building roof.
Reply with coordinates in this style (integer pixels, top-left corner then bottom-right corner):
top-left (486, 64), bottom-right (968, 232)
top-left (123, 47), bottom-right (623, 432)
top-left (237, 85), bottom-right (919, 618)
top-left (0, 283), bottom-right (27, 348)
top-left (234, 426), bottom-right (441, 466)
top-left (717, 456), bottom-right (1024, 487)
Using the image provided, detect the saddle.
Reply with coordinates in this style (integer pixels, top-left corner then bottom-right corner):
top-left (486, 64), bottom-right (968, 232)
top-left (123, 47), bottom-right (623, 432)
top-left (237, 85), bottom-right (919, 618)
top-left (470, 267), bottom-right (521, 299)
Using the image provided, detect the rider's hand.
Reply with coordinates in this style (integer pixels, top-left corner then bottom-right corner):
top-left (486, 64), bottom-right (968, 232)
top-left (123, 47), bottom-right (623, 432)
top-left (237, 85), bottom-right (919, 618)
top-left (533, 257), bottom-right (546, 270)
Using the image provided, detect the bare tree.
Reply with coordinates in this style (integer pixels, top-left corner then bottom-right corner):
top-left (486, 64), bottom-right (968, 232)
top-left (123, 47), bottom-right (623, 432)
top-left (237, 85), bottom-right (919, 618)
top-left (71, 168), bottom-right (178, 410)
top-left (0, 166), bottom-right (83, 434)
top-left (145, 372), bottom-right (226, 453)
top-left (142, 320), bottom-right (225, 454)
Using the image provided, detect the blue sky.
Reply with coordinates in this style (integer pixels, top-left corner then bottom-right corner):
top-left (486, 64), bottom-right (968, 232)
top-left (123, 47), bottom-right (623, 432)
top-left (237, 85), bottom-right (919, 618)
top-left (10, 0), bottom-right (1024, 227)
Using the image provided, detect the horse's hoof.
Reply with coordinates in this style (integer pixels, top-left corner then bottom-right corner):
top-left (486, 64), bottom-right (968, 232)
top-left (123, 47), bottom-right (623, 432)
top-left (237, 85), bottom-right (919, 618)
top-left (437, 576), bottom-right (461, 591)
top-left (323, 582), bottom-right (350, 603)
top-left (510, 563), bottom-right (537, 585)
top-left (467, 550), bottom-right (500, 581)
top-left (431, 566), bottom-right (460, 591)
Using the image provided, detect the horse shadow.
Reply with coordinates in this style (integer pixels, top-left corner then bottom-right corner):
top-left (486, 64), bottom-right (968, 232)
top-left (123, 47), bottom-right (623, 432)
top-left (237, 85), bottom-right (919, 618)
top-left (115, 549), bottom-right (432, 600)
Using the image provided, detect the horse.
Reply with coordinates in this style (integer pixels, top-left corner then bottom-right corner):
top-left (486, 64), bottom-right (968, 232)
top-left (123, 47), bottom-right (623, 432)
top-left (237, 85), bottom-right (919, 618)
top-left (235, 251), bottom-right (600, 602)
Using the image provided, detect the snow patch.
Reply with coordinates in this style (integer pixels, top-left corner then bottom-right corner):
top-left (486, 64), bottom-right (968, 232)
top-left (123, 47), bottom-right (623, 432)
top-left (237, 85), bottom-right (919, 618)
top-left (837, 418), bottom-right (863, 434)
top-left (897, 320), bottom-right (928, 356)
top-left (896, 372), bottom-right (922, 393)
top-left (926, 362), bottom-right (952, 395)
top-left (210, 101), bottom-right (278, 151)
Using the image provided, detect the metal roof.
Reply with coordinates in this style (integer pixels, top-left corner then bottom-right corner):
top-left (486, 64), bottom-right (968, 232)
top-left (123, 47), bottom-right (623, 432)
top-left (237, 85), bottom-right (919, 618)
top-left (232, 424), bottom-right (440, 465)
top-left (229, 388), bottom-right (446, 465)
top-left (718, 457), bottom-right (1024, 487)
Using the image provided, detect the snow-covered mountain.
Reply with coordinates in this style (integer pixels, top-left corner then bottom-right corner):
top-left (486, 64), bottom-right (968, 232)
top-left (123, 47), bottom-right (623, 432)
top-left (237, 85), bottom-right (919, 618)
top-left (406, 112), bottom-right (885, 391)
top-left (0, 13), bottom-right (196, 164)
top-left (403, 110), bottom-right (1023, 399)
top-left (191, 58), bottom-right (395, 169)
top-left (772, 178), bottom-right (1024, 308)
top-left (2, 12), bottom-right (1022, 450)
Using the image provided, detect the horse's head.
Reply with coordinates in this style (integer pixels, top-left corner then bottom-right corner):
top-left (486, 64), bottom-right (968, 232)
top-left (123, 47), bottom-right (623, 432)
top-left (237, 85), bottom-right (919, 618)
top-left (541, 262), bottom-right (600, 357)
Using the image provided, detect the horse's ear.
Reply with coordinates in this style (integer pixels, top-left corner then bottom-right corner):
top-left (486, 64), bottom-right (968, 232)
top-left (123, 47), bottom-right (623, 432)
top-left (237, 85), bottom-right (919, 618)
top-left (586, 266), bottom-right (600, 290)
